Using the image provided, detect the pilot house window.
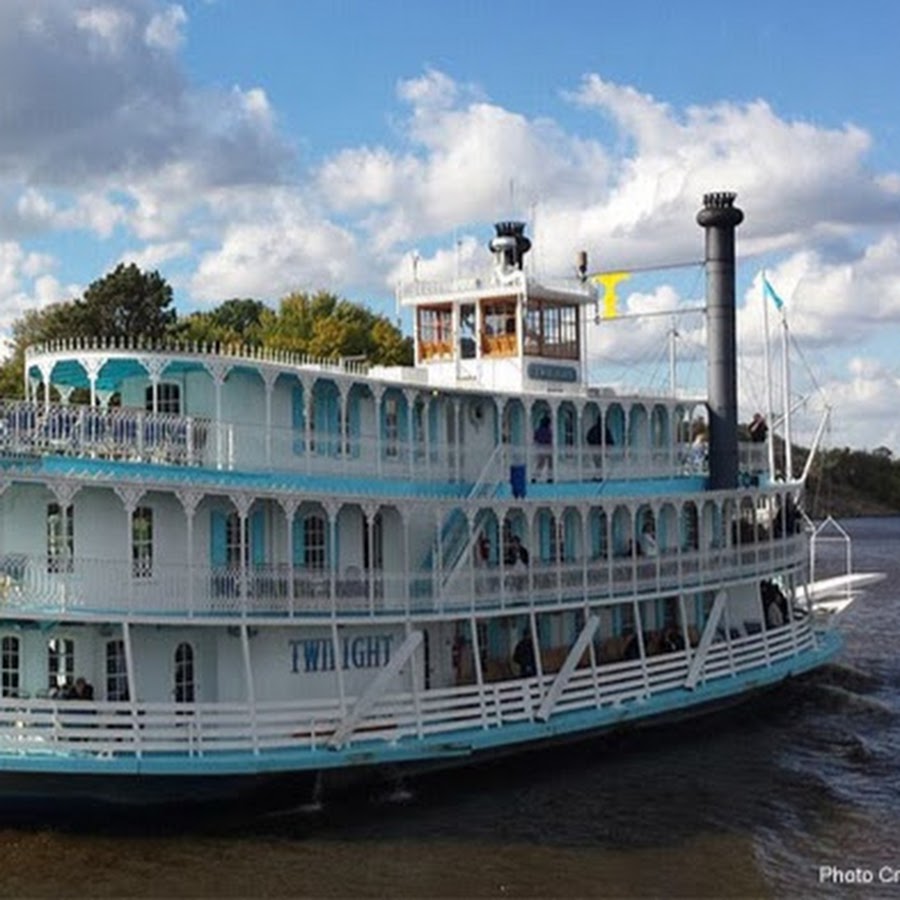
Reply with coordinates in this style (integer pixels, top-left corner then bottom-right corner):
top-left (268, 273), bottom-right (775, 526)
top-left (481, 299), bottom-right (518, 356)
top-left (417, 306), bottom-right (453, 359)
top-left (523, 300), bottom-right (579, 360)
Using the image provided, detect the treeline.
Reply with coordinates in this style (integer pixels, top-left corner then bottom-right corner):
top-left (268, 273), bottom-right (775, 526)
top-left (802, 445), bottom-right (900, 519)
top-left (0, 263), bottom-right (413, 398)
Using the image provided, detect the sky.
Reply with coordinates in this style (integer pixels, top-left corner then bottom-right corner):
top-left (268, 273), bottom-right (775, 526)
top-left (3, 0), bottom-right (900, 453)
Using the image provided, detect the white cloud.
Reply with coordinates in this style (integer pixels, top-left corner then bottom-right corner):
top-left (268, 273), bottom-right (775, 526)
top-left (815, 358), bottom-right (900, 451)
top-left (0, 242), bottom-right (79, 334)
top-left (74, 5), bottom-right (136, 56)
top-left (189, 193), bottom-right (360, 304)
top-left (144, 3), bottom-right (186, 51)
top-left (0, 0), bottom-right (291, 226)
top-left (118, 241), bottom-right (191, 272)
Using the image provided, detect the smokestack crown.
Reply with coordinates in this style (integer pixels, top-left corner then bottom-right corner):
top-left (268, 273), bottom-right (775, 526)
top-left (489, 221), bottom-right (532, 271)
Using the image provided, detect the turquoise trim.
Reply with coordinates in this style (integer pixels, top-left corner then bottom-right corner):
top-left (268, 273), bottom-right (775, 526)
top-left (251, 508), bottom-right (265, 567)
top-left (210, 510), bottom-right (227, 567)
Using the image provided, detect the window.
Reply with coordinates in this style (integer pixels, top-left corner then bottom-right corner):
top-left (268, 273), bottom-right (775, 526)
top-left (226, 512), bottom-right (245, 567)
top-left (47, 503), bottom-right (74, 574)
top-left (1, 636), bottom-right (20, 698)
top-left (304, 514), bottom-right (326, 570)
top-left (47, 637), bottom-right (75, 694)
top-left (523, 300), bottom-right (579, 360)
top-left (106, 640), bottom-right (129, 701)
top-left (417, 305), bottom-right (453, 359)
top-left (384, 396), bottom-right (399, 458)
top-left (145, 382), bottom-right (181, 414)
top-left (481, 298), bottom-right (519, 357)
top-left (132, 506), bottom-right (153, 578)
top-left (174, 642), bottom-right (195, 703)
top-left (412, 400), bottom-right (425, 459)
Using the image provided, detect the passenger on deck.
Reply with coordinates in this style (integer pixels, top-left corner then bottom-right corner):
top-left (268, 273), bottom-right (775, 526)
top-left (533, 415), bottom-right (553, 481)
top-left (691, 428), bottom-right (708, 469)
top-left (505, 534), bottom-right (529, 567)
top-left (749, 413), bottom-right (768, 443)
top-left (513, 630), bottom-right (536, 677)
top-left (475, 533), bottom-right (491, 566)
top-left (586, 420), bottom-right (603, 474)
top-left (639, 523), bottom-right (658, 558)
top-left (762, 580), bottom-right (788, 628)
top-left (65, 677), bottom-right (94, 700)
top-left (661, 621), bottom-right (685, 652)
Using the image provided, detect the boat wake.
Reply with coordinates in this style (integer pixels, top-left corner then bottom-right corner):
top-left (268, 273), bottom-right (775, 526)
top-left (817, 662), bottom-right (881, 693)
top-left (808, 682), bottom-right (894, 719)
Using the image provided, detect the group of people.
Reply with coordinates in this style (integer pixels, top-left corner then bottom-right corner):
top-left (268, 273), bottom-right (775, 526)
top-left (53, 677), bottom-right (94, 700)
top-left (531, 412), bottom-right (770, 483)
top-left (533, 416), bottom-right (616, 482)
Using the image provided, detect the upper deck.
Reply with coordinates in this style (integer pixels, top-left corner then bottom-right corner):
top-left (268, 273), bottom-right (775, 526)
top-left (13, 336), bottom-right (765, 494)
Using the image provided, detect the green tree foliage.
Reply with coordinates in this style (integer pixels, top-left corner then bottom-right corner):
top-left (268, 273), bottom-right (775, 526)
top-left (76, 263), bottom-right (175, 340)
top-left (259, 291), bottom-right (413, 365)
top-left (805, 445), bottom-right (900, 517)
top-left (0, 302), bottom-right (88, 398)
top-left (0, 264), bottom-right (178, 398)
top-left (173, 298), bottom-right (267, 346)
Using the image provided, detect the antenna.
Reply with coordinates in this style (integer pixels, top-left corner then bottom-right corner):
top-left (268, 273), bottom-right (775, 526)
top-left (669, 316), bottom-right (679, 398)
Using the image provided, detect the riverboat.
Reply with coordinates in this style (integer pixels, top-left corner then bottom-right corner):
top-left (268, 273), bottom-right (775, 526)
top-left (0, 192), bottom-right (873, 810)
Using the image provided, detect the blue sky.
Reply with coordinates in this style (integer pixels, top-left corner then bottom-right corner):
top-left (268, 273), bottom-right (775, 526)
top-left (3, 0), bottom-right (900, 452)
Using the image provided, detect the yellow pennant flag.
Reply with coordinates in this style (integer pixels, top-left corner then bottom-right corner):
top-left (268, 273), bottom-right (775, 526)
top-left (592, 271), bottom-right (631, 319)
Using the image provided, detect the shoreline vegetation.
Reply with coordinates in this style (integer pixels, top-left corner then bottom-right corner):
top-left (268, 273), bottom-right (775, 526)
top-left (798, 444), bottom-right (900, 520)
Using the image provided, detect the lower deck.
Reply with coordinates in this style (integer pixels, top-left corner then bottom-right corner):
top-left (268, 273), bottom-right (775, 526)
top-left (0, 582), bottom-right (831, 776)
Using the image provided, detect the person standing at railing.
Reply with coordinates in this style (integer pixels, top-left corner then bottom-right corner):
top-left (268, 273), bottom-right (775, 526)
top-left (513, 630), bottom-right (536, 677)
top-left (749, 413), bottom-right (768, 443)
top-left (586, 420), bottom-right (603, 478)
top-left (533, 415), bottom-right (553, 482)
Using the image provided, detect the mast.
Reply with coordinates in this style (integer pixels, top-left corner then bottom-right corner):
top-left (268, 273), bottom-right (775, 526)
top-left (762, 271), bottom-right (776, 477)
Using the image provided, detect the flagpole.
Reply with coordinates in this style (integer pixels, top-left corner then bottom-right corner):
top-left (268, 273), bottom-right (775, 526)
top-left (762, 272), bottom-right (776, 477)
top-left (781, 306), bottom-right (793, 480)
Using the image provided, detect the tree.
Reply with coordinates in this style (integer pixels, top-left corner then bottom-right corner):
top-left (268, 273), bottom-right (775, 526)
top-left (173, 298), bottom-right (267, 346)
top-left (259, 291), bottom-right (413, 365)
top-left (0, 302), bottom-right (85, 398)
top-left (76, 263), bottom-right (176, 340)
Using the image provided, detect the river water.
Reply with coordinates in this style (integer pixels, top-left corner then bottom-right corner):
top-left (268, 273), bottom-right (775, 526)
top-left (2, 516), bottom-right (899, 899)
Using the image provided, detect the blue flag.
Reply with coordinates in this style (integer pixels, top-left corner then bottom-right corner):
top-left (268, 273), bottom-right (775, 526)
top-left (763, 276), bottom-right (785, 312)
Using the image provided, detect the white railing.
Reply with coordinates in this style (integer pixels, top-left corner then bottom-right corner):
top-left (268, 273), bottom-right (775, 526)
top-left (0, 534), bottom-right (807, 620)
top-left (0, 400), bottom-right (210, 467)
top-left (0, 619), bottom-right (815, 762)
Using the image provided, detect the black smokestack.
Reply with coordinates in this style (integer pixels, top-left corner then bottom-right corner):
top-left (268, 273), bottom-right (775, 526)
top-left (696, 192), bottom-right (744, 490)
top-left (489, 221), bottom-right (531, 270)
